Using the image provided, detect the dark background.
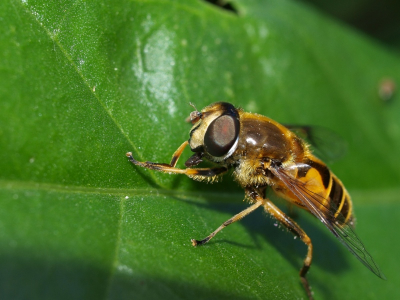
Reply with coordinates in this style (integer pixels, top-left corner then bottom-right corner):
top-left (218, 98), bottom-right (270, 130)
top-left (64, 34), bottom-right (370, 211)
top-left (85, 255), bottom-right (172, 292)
top-left (299, 0), bottom-right (400, 51)
top-left (208, 0), bottom-right (400, 51)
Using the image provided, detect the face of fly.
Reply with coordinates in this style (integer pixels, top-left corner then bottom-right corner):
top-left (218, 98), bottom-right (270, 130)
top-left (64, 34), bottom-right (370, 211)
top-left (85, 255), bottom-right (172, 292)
top-left (188, 102), bottom-right (240, 161)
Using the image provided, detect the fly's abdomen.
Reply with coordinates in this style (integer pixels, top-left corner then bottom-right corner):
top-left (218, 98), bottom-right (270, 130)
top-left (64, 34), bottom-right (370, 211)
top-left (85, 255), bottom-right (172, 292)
top-left (329, 174), bottom-right (353, 225)
top-left (295, 157), bottom-right (354, 225)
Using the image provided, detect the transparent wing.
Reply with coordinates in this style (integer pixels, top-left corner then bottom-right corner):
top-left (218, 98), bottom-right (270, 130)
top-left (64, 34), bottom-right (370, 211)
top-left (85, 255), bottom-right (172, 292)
top-left (270, 164), bottom-right (386, 280)
top-left (285, 125), bottom-right (347, 163)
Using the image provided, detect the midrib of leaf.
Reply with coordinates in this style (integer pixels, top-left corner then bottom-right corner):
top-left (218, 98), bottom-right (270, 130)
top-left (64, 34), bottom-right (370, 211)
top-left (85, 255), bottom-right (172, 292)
top-left (0, 179), bottom-right (243, 201)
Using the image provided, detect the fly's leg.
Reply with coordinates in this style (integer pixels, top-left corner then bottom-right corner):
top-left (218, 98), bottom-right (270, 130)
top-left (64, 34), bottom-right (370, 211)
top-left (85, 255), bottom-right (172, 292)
top-left (127, 140), bottom-right (188, 169)
top-left (126, 141), bottom-right (227, 181)
top-left (191, 189), bottom-right (265, 246)
top-left (261, 196), bottom-right (314, 300)
top-left (169, 140), bottom-right (189, 167)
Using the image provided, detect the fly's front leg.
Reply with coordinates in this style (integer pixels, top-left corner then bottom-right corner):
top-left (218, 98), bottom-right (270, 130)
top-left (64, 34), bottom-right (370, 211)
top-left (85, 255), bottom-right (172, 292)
top-left (191, 189), bottom-right (265, 246)
top-left (127, 140), bottom-right (188, 169)
top-left (262, 197), bottom-right (314, 300)
top-left (169, 140), bottom-right (190, 167)
top-left (126, 141), bottom-right (227, 180)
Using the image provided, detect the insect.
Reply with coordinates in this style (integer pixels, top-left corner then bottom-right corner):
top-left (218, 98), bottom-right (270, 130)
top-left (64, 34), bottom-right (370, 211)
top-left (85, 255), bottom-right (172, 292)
top-left (126, 102), bottom-right (385, 299)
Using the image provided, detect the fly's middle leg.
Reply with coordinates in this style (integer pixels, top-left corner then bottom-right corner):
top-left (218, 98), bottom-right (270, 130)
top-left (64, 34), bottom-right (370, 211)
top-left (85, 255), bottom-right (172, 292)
top-left (191, 189), bottom-right (265, 246)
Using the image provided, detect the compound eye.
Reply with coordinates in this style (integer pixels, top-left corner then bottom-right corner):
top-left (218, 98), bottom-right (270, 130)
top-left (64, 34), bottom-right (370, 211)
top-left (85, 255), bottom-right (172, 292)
top-left (204, 114), bottom-right (240, 157)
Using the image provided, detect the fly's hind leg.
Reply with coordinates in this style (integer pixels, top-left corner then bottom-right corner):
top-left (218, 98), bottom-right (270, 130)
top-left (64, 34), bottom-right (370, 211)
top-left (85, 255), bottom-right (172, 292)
top-left (262, 197), bottom-right (314, 300)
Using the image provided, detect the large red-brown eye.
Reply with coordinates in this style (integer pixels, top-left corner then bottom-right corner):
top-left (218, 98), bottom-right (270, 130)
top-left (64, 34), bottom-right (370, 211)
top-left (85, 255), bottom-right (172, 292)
top-left (204, 114), bottom-right (240, 157)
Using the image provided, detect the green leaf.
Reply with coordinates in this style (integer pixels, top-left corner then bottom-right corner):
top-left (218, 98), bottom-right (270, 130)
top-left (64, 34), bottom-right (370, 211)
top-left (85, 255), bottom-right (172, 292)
top-left (1, 0), bottom-right (399, 299)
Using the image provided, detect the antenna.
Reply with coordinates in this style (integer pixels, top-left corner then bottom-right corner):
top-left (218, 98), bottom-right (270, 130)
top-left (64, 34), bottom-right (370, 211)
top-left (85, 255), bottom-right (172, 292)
top-left (189, 102), bottom-right (198, 111)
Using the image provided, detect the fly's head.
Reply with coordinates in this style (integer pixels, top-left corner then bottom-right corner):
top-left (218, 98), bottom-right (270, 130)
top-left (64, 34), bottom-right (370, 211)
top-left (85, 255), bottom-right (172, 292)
top-left (188, 102), bottom-right (240, 163)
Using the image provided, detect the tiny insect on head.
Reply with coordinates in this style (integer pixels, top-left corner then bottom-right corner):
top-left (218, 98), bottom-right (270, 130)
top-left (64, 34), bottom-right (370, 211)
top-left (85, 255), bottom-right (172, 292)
top-left (188, 102), bottom-right (240, 161)
top-left (188, 102), bottom-right (202, 124)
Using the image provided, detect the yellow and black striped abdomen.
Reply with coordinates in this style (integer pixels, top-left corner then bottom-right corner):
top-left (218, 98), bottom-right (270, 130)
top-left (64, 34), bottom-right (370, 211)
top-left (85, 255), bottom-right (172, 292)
top-left (300, 157), bottom-right (353, 225)
top-left (329, 173), bottom-right (353, 224)
top-left (272, 156), bottom-right (354, 226)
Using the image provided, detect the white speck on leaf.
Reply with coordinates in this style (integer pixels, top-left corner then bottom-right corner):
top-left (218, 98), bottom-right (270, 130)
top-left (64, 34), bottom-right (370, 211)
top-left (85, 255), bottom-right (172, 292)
top-left (117, 265), bottom-right (133, 275)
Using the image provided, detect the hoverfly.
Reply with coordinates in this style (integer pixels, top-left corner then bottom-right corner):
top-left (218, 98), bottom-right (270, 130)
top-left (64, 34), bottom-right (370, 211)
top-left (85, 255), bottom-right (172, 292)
top-left (126, 102), bottom-right (385, 299)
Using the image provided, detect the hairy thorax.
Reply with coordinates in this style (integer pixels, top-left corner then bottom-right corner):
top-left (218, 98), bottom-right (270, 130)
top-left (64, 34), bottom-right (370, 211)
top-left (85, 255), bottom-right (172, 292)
top-left (229, 112), bottom-right (306, 188)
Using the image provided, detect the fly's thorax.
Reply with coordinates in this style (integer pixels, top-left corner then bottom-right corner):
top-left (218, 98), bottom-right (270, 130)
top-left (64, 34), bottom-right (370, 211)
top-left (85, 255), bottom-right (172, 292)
top-left (188, 102), bottom-right (240, 162)
top-left (234, 112), bottom-right (295, 162)
top-left (232, 157), bottom-right (275, 188)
